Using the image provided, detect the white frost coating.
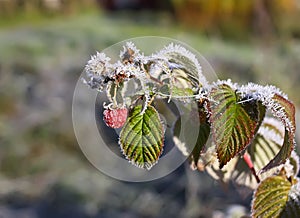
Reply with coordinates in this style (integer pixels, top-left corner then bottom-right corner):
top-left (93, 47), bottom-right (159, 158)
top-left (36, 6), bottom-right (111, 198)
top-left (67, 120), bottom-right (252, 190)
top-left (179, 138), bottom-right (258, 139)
top-left (85, 51), bottom-right (111, 76)
top-left (212, 79), bottom-right (239, 91)
top-left (141, 90), bottom-right (151, 115)
top-left (239, 83), bottom-right (294, 133)
top-left (155, 43), bottom-right (208, 87)
top-left (291, 178), bottom-right (300, 195)
top-left (283, 158), bottom-right (295, 178)
top-left (239, 82), bottom-right (287, 98)
top-left (119, 41), bottom-right (141, 59)
top-left (83, 52), bottom-right (113, 91)
top-left (113, 61), bottom-right (142, 79)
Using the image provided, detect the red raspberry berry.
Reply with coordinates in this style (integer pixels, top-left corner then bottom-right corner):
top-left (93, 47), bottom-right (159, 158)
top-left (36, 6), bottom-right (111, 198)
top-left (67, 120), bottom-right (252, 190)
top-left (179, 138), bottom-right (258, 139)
top-left (103, 107), bottom-right (128, 128)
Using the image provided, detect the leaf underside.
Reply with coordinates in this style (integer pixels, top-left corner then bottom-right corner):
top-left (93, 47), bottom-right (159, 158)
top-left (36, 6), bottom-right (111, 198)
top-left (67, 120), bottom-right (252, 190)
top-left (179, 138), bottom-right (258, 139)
top-left (119, 105), bottom-right (164, 170)
top-left (272, 93), bottom-right (296, 131)
top-left (210, 84), bottom-right (260, 168)
top-left (261, 94), bottom-right (296, 172)
top-left (261, 129), bottom-right (293, 173)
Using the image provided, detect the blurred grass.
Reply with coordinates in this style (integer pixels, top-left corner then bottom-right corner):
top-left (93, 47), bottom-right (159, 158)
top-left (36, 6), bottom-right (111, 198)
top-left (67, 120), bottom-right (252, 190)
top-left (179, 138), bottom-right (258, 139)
top-left (0, 10), bottom-right (299, 217)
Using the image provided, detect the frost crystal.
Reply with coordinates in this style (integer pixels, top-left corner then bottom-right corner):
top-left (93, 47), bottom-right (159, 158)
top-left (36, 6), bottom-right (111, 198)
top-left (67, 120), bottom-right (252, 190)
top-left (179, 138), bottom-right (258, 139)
top-left (291, 178), bottom-right (300, 194)
top-left (86, 52), bottom-right (111, 76)
top-left (119, 41), bottom-right (143, 62)
top-left (212, 79), bottom-right (239, 91)
top-left (283, 159), bottom-right (295, 178)
top-left (239, 83), bottom-right (286, 102)
top-left (83, 52), bottom-right (112, 91)
top-left (120, 42), bottom-right (140, 57)
top-left (83, 41), bottom-right (211, 105)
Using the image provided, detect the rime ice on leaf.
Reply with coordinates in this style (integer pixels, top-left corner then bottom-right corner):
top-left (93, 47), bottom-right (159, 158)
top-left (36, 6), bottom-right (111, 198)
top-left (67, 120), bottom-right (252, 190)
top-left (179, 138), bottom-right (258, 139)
top-left (83, 42), bottom-right (208, 104)
top-left (154, 43), bottom-right (208, 90)
top-left (213, 79), bottom-right (239, 91)
top-left (119, 41), bottom-right (142, 63)
top-left (239, 83), bottom-right (295, 134)
top-left (83, 52), bottom-right (112, 91)
top-left (238, 83), bottom-right (296, 172)
top-left (86, 52), bottom-right (111, 76)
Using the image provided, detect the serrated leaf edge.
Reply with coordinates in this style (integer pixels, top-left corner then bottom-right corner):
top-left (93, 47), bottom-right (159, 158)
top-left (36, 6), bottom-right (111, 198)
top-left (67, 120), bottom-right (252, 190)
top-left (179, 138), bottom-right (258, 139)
top-left (119, 105), bottom-right (164, 170)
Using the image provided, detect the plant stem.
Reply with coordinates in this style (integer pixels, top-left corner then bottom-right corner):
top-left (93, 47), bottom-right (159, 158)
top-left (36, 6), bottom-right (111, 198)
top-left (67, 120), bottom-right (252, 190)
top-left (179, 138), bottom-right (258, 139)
top-left (243, 152), bottom-right (260, 183)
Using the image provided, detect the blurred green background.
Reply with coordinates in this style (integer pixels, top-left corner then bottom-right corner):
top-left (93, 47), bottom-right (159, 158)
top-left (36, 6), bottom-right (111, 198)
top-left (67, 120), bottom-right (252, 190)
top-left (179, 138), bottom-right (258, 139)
top-left (0, 0), bottom-right (299, 217)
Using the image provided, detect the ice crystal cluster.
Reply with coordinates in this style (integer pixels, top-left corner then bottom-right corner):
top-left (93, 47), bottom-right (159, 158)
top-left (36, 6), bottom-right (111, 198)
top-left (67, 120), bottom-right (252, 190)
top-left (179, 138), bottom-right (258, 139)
top-left (83, 42), bottom-right (208, 110)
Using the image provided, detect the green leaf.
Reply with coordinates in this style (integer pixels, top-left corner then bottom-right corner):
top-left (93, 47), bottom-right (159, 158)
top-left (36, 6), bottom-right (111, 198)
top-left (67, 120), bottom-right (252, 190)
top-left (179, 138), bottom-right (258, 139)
top-left (251, 173), bottom-right (296, 218)
top-left (119, 105), bottom-right (164, 170)
top-left (210, 84), bottom-right (261, 168)
top-left (158, 84), bottom-right (194, 100)
top-left (171, 86), bottom-right (194, 97)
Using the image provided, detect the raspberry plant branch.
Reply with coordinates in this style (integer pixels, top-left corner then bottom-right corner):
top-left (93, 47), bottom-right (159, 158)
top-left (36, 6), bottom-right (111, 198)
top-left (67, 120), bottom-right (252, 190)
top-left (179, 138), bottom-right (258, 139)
top-left (82, 41), bottom-right (300, 217)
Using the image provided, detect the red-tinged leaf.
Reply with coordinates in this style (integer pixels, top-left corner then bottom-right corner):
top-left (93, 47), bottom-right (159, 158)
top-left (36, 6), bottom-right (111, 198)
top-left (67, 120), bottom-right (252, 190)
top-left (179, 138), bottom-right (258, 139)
top-left (272, 93), bottom-right (296, 133)
top-left (261, 129), bottom-right (294, 173)
top-left (210, 84), bottom-right (260, 168)
top-left (260, 94), bottom-right (296, 172)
